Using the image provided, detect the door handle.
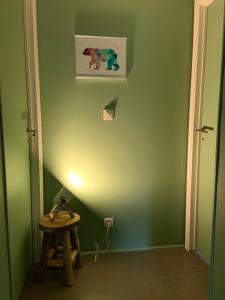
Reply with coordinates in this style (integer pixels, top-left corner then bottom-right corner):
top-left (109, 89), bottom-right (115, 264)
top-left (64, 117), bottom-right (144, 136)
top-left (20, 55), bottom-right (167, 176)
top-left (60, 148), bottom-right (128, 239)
top-left (196, 125), bottom-right (214, 133)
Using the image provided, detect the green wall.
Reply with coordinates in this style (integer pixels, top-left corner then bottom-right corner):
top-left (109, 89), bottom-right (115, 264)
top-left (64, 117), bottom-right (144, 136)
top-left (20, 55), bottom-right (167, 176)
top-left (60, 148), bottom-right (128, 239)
top-left (0, 0), bottom-right (33, 299)
top-left (37, 0), bottom-right (194, 251)
top-left (0, 98), bottom-right (11, 300)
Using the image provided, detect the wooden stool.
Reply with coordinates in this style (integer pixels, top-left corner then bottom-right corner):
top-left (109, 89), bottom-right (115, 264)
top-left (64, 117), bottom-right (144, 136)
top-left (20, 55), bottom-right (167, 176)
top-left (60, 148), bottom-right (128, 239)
top-left (37, 211), bottom-right (82, 286)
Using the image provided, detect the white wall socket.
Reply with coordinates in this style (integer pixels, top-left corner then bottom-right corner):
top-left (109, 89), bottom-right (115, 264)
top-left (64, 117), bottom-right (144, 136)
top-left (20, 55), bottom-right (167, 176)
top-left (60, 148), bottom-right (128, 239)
top-left (104, 217), bottom-right (114, 227)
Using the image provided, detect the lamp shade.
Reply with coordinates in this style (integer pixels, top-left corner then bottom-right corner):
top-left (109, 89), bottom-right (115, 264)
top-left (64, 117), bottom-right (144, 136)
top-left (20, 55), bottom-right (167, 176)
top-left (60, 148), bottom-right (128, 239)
top-left (53, 187), bottom-right (74, 206)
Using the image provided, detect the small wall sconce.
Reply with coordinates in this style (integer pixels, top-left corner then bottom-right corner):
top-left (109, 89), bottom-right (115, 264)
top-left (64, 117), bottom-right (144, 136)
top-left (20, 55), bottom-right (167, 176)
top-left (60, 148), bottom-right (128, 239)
top-left (103, 99), bottom-right (117, 121)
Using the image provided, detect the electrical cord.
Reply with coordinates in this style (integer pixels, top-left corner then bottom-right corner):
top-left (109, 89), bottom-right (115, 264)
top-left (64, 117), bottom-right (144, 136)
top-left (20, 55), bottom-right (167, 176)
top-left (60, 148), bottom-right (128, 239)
top-left (93, 222), bottom-right (111, 263)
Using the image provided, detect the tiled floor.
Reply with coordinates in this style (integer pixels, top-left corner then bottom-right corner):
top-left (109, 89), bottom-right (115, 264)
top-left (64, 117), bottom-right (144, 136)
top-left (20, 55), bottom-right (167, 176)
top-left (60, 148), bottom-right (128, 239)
top-left (21, 247), bottom-right (208, 300)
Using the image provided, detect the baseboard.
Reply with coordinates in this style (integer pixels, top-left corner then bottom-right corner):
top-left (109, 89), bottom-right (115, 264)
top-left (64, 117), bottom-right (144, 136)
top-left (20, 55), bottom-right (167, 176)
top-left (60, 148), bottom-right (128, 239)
top-left (195, 251), bottom-right (210, 267)
top-left (82, 244), bottom-right (185, 256)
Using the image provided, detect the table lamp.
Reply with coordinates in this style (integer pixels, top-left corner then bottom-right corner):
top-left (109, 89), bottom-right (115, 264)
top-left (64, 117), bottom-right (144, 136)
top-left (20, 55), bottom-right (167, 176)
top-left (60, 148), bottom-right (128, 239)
top-left (49, 187), bottom-right (75, 221)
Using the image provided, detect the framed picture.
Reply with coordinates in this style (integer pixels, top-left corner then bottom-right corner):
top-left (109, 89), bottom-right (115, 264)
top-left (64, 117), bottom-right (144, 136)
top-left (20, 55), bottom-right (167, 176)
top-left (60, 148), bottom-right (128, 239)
top-left (75, 35), bottom-right (127, 78)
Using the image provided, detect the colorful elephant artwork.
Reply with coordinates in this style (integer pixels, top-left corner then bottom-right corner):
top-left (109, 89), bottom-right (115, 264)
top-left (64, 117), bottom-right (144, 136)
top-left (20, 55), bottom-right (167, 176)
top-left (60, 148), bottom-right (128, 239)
top-left (82, 48), bottom-right (120, 71)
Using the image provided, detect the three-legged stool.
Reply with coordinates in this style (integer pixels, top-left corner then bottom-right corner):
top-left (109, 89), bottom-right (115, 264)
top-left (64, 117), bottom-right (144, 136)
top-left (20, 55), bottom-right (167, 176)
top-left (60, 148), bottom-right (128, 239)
top-left (37, 211), bottom-right (82, 286)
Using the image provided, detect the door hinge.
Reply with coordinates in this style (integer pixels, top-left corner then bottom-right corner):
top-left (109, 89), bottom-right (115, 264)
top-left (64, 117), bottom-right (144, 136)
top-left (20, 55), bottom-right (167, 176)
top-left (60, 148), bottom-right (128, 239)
top-left (27, 128), bottom-right (36, 141)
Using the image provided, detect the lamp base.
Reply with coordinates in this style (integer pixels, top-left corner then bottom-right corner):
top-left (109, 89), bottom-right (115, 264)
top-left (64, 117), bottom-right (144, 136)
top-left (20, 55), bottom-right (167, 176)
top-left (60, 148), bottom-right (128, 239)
top-left (48, 204), bottom-right (75, 222)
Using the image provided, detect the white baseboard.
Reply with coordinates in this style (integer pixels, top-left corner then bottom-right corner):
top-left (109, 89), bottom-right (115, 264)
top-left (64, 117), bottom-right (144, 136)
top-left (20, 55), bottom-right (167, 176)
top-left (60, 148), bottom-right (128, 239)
top-left (82, 244), bottom-right (185, 256)
top-left (195, 251), bottom-right (210, 266)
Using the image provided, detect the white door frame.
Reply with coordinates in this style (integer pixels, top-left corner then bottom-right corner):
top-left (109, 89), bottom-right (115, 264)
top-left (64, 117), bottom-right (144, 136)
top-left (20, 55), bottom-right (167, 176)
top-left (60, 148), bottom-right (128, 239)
top-left (24, 0), bottom-right (44, 263)
top-left (185, 0), bottom-right (215, 251)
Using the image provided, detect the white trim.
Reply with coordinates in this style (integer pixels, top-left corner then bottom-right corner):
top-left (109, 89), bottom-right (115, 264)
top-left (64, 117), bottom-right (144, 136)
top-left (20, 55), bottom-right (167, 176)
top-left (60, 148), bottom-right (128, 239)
top-left (185, 0), bottom-right (215, 251)
top-left (196, 250), bottom-right (210, 266)
top-left (24, 0), bottom-right (44, 263)
top-left (198, 0), bottom-right (215, 7)
top-left (82, 245), bottom-right (185, 256)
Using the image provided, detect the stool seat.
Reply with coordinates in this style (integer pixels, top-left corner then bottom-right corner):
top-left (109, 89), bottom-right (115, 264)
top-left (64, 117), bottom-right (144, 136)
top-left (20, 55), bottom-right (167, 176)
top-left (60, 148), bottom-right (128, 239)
top-left (40, 211), bottom-right (80, 231)
top-left (37, 211), bottom-right (82, 286)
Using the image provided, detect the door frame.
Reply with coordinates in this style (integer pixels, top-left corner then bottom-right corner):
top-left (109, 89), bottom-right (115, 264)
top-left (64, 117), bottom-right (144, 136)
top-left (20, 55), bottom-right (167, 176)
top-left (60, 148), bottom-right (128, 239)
top-left (23, 0), bottom-right (44, 263)
top-left (185, 0), bottom-right (215, 251)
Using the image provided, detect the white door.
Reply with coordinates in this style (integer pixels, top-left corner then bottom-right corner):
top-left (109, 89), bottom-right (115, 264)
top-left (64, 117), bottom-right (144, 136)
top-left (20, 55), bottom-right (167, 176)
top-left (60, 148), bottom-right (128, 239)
top-left (196, 0), bottom-right (224, 263)
top-left (185, 0), bottom-right (224, 258)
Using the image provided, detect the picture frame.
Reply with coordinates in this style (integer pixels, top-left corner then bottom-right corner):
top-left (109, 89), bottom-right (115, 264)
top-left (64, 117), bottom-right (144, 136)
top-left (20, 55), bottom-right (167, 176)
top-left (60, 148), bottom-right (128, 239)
top-left (75, 35), bottom-right (127, 78)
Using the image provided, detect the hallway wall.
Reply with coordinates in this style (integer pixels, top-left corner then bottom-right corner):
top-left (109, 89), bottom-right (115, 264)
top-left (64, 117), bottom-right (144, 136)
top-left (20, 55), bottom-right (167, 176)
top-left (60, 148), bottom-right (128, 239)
top-left (37, 0), bottom-right (194, 251)
top-left (0, 1), bottom-right (33, 299)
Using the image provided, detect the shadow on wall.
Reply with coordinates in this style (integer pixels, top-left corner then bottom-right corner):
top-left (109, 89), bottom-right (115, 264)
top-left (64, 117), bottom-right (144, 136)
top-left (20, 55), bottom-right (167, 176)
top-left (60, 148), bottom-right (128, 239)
top-left (43, 167), bottom-right (109, 251)
top-left (75, 9), bottom-right (136, 75)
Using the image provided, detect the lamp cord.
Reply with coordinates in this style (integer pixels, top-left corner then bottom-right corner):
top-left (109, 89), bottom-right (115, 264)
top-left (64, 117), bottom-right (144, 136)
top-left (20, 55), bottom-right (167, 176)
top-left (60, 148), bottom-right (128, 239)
top-left (93, 222), bottom-right (111, 263)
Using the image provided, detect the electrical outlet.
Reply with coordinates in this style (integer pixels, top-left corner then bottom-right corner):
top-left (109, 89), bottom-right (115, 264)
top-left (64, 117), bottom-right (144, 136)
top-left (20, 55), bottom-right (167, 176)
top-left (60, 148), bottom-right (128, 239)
top-left (104, 217), bottom-right (114, 227)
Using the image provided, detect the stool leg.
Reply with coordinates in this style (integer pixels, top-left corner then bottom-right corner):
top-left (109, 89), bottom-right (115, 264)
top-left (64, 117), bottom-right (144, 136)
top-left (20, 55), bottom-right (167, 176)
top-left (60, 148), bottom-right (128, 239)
top-left (75, 226), bottom-right (83, 267)
top-left (63, 230), bottom-right (74, 286)
top-left (70, 228), bottom-right (82, 267)
top-left (51, 233), bottom-right (58, 258)
top-left (37, 232), bottom-right (52, 283)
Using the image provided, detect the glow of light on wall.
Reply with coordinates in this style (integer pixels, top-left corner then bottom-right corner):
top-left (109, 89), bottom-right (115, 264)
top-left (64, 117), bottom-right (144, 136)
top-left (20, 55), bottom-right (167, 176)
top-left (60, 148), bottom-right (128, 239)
top-left (68, 172), bottom-right (84, 188)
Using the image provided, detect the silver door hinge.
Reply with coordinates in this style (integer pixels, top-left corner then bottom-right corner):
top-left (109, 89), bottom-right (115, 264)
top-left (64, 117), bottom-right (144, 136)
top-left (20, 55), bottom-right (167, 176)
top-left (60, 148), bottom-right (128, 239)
top-left (27, 128), bottom-right (36, 141)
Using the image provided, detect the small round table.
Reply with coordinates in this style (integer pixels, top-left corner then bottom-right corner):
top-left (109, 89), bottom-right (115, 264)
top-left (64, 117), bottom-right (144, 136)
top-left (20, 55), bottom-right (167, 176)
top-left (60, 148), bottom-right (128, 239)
top-left (38, 211), bottom-right (82, 286)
